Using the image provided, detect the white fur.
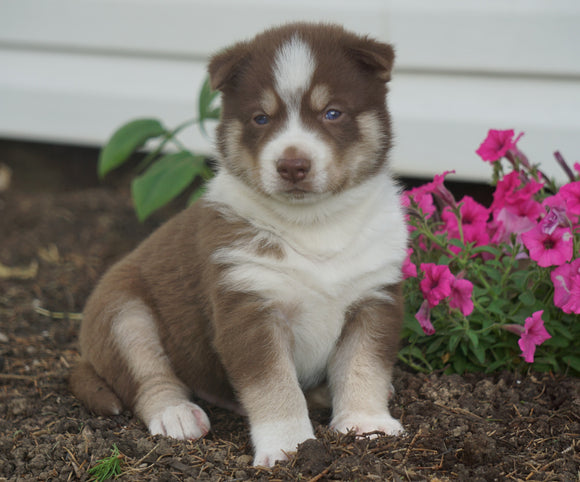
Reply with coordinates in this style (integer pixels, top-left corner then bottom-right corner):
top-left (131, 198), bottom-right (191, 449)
top-left (251, 418), bottom-right (315, 467)
top-left (259, 111), bottom-right (332, 197)
top-left (273, 36), bottom-right (315, 103)
top-left (331, 412), bottom-right (404, 437)
top-left (206, 167), bottom-right (407, 389)
top-left (112, 300), bottom-right (210, 439)
top-left (263, 37), bottom-right (330, 198)
top-left (149, 402), bottom-right (211, 440)
top-left (328, 323), bottom-right (401, 438)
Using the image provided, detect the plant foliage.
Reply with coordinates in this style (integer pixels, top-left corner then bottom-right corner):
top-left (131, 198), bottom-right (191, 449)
top-left (400, 129), bottom-right (580, 376)
top-left (97, 78), bottom-right (217, 220)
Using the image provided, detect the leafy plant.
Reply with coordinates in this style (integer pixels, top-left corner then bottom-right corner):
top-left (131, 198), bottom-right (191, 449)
top-left (88, 444), bottom-right (124, 481)
top-left (400, 129), bottom-right (580, 376)
top-left (98, 78), bottom-right (219, 221)
top-left (98, 79), bottom-right (580, 376)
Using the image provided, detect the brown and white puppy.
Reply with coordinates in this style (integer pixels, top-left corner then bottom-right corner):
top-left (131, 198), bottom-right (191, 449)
top-left (70, 22), bottom-right (408, 467)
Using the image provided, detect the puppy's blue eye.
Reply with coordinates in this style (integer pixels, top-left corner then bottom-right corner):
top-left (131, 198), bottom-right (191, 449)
top-left (324, 109), bottom-right (342, 121)
top-left (254, 114), bottom-right (269, 125)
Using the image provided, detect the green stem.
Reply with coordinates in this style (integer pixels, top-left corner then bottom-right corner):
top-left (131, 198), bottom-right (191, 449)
top-left (416, 221), bottom-right (457, 258)
top-left (137, 118), bottom-right (200, 173)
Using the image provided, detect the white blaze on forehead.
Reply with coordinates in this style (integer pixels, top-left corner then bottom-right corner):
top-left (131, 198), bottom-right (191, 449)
top-left (273, 36), bottom-right (316, 101)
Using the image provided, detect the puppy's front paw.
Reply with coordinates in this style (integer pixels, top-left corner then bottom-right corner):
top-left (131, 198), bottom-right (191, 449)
top-left (251, 419), bottom-right (315, 467)
top-left (148, 402), bottom-right (210, 440)
top-left (331, 412), bottom-right (404, 437)
top-left (253, 448), bottom-right (290, 468)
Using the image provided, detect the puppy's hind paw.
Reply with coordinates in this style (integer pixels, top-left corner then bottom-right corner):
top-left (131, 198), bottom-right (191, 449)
top-left (149, 402), bottom-right (210, 440)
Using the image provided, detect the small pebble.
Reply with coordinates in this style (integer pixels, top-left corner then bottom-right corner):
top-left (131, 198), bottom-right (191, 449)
top-left (236, 454), bottom-right (253, 467)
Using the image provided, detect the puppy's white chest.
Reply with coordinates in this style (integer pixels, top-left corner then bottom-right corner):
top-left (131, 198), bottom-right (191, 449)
top-left (208, 170), bottom-right (407, 388)
top-left (215, 210), bottom-right (405, 387)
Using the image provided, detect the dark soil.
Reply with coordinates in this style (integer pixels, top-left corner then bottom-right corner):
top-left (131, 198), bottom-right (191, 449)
top-left (0, 141), bottom-right (579, 481)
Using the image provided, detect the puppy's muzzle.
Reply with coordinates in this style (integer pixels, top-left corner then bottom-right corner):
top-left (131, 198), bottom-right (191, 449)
top-left (276, 158), bottom-right (311, 184)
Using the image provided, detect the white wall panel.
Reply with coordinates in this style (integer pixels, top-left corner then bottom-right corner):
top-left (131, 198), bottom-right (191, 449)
top-left (1, 0), bottom-right (578, 182)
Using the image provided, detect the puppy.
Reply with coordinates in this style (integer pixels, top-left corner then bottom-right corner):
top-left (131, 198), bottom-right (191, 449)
top-left (70, 22), bottom-right (408, 467)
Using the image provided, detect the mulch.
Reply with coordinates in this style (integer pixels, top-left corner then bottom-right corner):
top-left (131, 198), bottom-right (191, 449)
top-left (0, 141), bottom-right (578, 481)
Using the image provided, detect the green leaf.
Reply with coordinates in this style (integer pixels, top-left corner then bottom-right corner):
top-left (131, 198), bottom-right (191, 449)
top-left (98, 119), bottom-right (166, 178)
top-left (437, 255), bottom-right (452, 266)
top-left (544, 336), bottom-right (570, 348)
top-left (562, 355), bottom-right (580, 374)
top-left (425, 336), bottom-right (445, 354)
top-left (466, 331), bottom-right (479, 349)
top-left (452, 357), bottom-right (467, 374)
top-left (398, 345), bottom-right (432, 372)
top-left (449, 238), bottom-right (465, 250)
top-left (131, 152), bottom-right (205, 221)
top-left (188, 185), bottom-right (207, 205)
top-left (518, 291), bottom-right (536, 307)
top-left (470, 344), bottom-right (486, 365)
top-left (198, 77), bottom-right (221, 136)
top-left (485, 359), bottom-right (507, 373)
top-left (487, 299), bottom-right (508, 316)
top-left (478, 265), bottom-right (502, 282)
top-left (448, 335), bottom-right (460, 353)
top-left (471, 245), bottom-right (503, 257)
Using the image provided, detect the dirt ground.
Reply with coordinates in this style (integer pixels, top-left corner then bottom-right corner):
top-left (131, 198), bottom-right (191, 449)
top-left (0, 141), bottom-right (579, 481)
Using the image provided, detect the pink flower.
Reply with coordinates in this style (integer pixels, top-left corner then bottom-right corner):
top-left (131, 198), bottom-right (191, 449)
top-left (441, 196), bottom-right (490, 252)
top-left (540, 206), bottom-right (568, 235)
top-left (559, 181), bottom-right (580, 218)
top-left (406, 171), bottom-right (456, 211)
top-left (521, 225), bottom-right (573, 267)
top-left (491, 172), bottom-right (543, 219)
top-left (491, 207), bottom-right (537, 245)
top-left (415, 300), bottom-right (435, 335)
top-left (476, 129), bottom-right (523, 162)
top-left (518, 310), bottom-right (551, 363)
top-left (419, 263), bottom-right (454, 308)
top-left (551, 259), bottom-right (580, 314)
top-left (574, 162), bottom-right (580, 177)
top-left (402, 248), bottom-right (417, 279)
top-left (449, 278), bottom-right (474, 316)
top-left (490, 171), bottom-right (544, 242)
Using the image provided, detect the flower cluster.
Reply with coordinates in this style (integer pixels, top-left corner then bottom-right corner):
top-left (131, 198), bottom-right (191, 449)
top-left (401, 129), bottom-right (580, 375)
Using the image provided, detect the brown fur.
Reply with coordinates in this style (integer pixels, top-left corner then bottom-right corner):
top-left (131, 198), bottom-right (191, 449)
top-left (210, 23), bottom-right (394, 197)
top-left (70, 22), bottom-right (405, 466)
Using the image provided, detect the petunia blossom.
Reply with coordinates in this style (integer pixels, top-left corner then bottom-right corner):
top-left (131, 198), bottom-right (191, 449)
top-left (476, 129), bottom-right (523, 163)
top-left (551, 258), bottom-right (580, 314)
top-left (540, 205), bottom-right (568, 235)
top-left (405, 170), bottom-right (456, 212)
top-left (518, 310), bottom-right (551, 363)
top-left (448, 278), bottom-right (474, 316)
top-left (491, 171), bottom-right (543, 218)
top-left (441, 196), bottom-right (490, 252)
top-left (521, 225), bottom-right (573, 267)
top-left (559, 181), bottom-right (580, 218)
top-left (490, 171), bottom-right (543, 242)
top-left (415, 300), bottom-right (435, 335)
top-left (491, 207), bottom-right (537, 245)
top-left (419, 263), bottom-right (454, 308)
top-left (402, 248), bottom-right (417, 279)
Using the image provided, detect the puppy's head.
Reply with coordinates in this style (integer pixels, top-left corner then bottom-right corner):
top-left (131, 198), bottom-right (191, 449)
top-left (209, 23), bottom-right (394, 202)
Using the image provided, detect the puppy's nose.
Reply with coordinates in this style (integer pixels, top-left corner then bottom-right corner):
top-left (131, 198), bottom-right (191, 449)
top-left (276, 158), bottom-right (311, 183)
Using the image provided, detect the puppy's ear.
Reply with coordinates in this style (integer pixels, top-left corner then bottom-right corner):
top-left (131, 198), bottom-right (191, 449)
top-left (208, 42), bottom-right (250, 92)
top-left (348, 38), bottom-right (395, 82)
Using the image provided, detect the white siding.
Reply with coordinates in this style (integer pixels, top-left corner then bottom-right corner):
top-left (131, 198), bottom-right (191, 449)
top-left (1, 0), bottom-right (579, 182)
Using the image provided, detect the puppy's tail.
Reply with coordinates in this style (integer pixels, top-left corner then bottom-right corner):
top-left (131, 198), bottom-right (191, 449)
top-left (69, 360), bottom-right (124, 416)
